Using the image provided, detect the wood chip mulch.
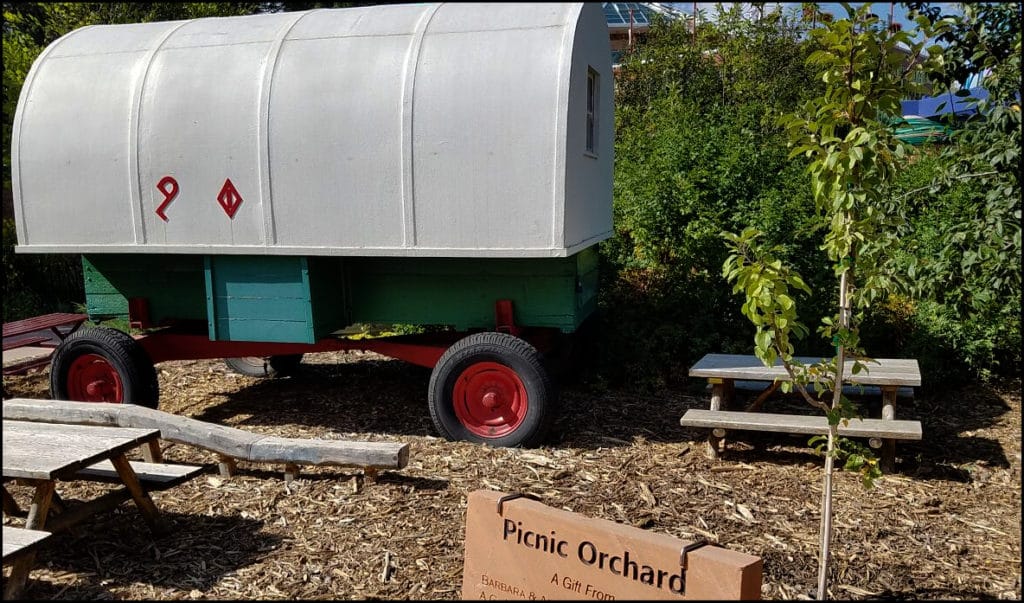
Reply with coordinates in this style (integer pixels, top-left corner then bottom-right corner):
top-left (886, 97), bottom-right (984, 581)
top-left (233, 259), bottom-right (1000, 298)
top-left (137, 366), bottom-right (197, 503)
top-left (2, 351), bottom-right (1020, 600)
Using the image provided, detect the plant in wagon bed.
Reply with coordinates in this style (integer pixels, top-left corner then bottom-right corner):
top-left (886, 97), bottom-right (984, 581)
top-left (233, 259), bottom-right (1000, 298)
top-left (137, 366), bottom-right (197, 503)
top-left (721, 4), bottom-right (944, 599)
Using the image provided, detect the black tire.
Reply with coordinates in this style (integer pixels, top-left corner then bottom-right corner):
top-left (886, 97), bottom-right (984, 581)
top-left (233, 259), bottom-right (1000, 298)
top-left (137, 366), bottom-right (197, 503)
top-left (428, 332), bottom-right (555, 447)
top-left (224, 354), bottom-right (304, 378)
top-left (50, 326), bottom-right (159, 408)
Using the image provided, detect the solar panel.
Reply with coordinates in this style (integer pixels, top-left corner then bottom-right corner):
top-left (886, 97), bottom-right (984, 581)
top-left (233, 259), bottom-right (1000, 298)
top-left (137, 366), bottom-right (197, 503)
top-left (602, 2), bottom-right (654, 27)
top-left (604, 4), bottom-right (625, 24)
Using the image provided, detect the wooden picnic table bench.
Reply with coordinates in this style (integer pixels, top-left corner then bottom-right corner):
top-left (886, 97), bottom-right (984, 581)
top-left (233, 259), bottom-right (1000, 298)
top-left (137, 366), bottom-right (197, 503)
top-left (3, 334), bottom-right (52, 352)
top-left (2, 313), bottom-right (89, 376)
top-left (2, 312), bottom-right (88, 342)
top-left (2, 526), bottom-right (54, 563)
top-left (681, 353), bottom-right (922, 471)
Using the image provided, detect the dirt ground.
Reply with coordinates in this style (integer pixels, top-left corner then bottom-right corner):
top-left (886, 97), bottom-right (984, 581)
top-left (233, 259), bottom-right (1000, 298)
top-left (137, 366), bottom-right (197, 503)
top-left (2, 351), bottom-right (1021, 600)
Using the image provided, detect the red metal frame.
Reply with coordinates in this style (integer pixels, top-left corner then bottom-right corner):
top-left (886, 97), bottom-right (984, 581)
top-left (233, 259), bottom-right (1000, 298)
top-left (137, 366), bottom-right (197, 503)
top-left (130, 299), bottom-right (561, 369)
top-left (128, 298), bottom-right (561, 366)
top-left (128, 297), bottom-right (152, 330)
top-left (136, 325), bottom-right (563, 371)
top-left (494, 299), bottom-right (522, 336)
top-left (136, 331), bottom-right (459, 368)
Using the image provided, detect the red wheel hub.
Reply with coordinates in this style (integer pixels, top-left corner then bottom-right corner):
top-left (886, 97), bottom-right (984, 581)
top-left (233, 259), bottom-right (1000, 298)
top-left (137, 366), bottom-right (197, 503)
top-left (66, 354), bottom-right (124, 402)
top-left (452, 361), bottom-right (528, 438)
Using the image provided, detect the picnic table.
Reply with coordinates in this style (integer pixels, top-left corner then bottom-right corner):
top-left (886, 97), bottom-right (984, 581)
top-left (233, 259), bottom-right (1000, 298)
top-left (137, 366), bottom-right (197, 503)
top-left (681, 353), bottom-right (923, 471)
top-left (2, 313), bottom-right (89, 375)
top-left (2, 420), bottom-right (202, 598)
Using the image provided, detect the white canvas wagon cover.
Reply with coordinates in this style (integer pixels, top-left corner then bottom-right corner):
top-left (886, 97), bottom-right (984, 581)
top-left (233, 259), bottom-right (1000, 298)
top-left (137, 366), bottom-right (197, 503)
top-left (12, 2), bottom-right (613, 258)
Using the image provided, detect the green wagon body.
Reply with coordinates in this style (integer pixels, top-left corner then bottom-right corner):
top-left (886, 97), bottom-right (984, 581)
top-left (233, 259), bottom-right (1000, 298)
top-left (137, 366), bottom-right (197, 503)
top-left (83, 248), bottom-right (599, 342)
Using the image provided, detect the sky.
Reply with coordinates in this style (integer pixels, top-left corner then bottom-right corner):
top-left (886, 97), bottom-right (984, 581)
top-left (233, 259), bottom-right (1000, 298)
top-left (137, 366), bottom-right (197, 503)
top-left (671, 3), bottom-right (964, 40)
top-left (817, 2), bottom-right (963, 37)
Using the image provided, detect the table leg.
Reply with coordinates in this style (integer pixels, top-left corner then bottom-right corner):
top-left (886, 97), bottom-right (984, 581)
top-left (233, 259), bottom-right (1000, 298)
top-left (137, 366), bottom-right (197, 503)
top-left (109, 453), bottom-right (167, 535)
top-left (745, 380), bottom-right (780, 412)
top-left (217, 454), bottom-right (237, 478)
top-left (2, 483), bottom-right (21, 516)
top-left (705, 379), bottom-right (734, 459)
top-left (3, 481), bottom-right (55, 600)
top-left (880, 386), bottom-right (897, 473)
top-left (141, 440), bottom-right (163, 463)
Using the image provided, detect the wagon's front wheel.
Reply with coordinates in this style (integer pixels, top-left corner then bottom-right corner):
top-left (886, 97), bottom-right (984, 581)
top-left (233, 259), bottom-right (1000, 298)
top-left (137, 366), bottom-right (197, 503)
top-left (428, 332), bottom-right (555, 447)
top-left (50, 327), bottom-right (159, 408)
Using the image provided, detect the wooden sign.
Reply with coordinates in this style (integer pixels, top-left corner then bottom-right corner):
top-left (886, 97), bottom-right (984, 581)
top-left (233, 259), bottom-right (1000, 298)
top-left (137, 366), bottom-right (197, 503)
top-left (462, 490), bottom-right (762, 600)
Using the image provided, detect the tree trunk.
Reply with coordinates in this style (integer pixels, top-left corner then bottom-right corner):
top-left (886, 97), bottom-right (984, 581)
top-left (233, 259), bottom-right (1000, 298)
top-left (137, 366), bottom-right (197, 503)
top-left (817, 266), bottom-right (850, 600)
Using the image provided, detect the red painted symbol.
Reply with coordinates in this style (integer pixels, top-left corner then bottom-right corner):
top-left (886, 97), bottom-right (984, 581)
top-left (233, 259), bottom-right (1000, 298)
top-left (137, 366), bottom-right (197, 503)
top-left (155, 176), bottom-right (179, 221)
top-left (217, 178), bottom-right (243, 219)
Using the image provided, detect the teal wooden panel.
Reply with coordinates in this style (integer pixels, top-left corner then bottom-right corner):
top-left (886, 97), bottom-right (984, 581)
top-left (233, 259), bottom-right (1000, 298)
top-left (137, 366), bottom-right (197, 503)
top-left (205, 255), bottom-right (315, 343)
top-left (209, 297), bottom-right (312, 322)
top-left (212, 319), bottom-right (313, 342)
top-left (214, 280), bottom-right (313, 299)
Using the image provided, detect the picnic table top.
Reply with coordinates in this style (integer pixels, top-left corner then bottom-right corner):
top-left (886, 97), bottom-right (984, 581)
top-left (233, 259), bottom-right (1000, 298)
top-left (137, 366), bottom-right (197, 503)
top-left (2, 421), bottom-right (160, 480)
top-left (2, 313), bottom-right (87, 338)
top-left (689, 353), bottom-right (922, 387)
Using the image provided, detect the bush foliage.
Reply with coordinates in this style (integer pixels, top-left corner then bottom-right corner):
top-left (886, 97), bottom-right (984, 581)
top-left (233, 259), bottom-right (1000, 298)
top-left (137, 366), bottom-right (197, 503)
top-left (2, 218), bottom-right (82, 321)
top-left (597, 7), bottom-right (835, 389)
top-left (598, 4), bottom-right (1020, 390)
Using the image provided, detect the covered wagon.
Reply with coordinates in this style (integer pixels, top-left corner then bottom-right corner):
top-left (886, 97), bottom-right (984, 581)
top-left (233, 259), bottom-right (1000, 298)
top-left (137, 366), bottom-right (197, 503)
top-left (11, 2), bottom-right (613, 447)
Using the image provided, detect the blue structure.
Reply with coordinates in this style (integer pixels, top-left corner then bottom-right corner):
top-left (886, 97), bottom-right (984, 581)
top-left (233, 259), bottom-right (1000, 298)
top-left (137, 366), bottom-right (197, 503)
top-left (895, 71), bottom-right (997, 145)
top-left (900, 88), bottom-right (990, 119)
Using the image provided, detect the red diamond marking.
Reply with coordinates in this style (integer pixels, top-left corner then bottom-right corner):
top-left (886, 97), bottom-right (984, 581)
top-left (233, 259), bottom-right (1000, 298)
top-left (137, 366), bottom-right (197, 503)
top-left (217, 178), bottom-right (243, 219)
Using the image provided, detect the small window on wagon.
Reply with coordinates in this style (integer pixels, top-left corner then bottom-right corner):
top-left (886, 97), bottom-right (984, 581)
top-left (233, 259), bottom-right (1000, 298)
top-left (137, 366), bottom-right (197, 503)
top-left (586, 67), bottom-right (599, 155)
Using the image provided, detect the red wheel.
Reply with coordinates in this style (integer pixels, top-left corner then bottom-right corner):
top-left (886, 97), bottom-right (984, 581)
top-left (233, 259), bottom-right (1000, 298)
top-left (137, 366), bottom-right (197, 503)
top-left (50, 327), bottom-right (159, 408)
top-left (452, 361), bottom-right (529, 438)
top-left (66, 353), bottom-right (124, 401)
top-left (429, 332), bottom-right (555, 447)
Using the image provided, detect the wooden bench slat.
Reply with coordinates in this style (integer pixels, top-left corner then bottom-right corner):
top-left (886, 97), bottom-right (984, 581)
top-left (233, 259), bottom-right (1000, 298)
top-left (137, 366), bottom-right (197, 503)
top-left (2, 313), bottom-right (87, 338)
top-left (73, 460), bottom-right (206, 490)
top-left (2, 526), bottom-right (53, 563)
top-left (680, 409), bottom-right (922, 440)
top-left (689, 353), bottom-right (922, 387)
top-left (2, 335), bottom-right (51, 352)
top-left (2, 356), bottom-right (54, 377)
top-left (725, 380), bottom-right (915, 399)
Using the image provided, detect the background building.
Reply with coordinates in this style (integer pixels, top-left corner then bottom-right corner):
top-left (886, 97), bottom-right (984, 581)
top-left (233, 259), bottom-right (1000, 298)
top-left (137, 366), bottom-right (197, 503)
top-left (603, 2), bottom-right (686, 65)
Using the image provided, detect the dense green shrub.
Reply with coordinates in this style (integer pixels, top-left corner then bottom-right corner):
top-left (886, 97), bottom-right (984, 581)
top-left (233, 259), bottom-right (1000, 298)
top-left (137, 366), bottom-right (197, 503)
top-left (596, 9), bottom-right (832, 389)
top-left (597, 5), bottom-right (1020, 390)
top-left (861, 148), bottom-right (1021, 387)
top-left (2, 218), bottom-right (83, 321)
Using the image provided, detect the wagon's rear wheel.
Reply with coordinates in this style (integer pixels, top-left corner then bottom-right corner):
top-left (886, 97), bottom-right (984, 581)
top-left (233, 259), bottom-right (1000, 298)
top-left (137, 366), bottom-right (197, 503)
top-left (50, 327), bottom-right (159, 408)
top-left (428, 332), bottom-right (555, 447)
top-left (224, 355), bottom-right (304, 378)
